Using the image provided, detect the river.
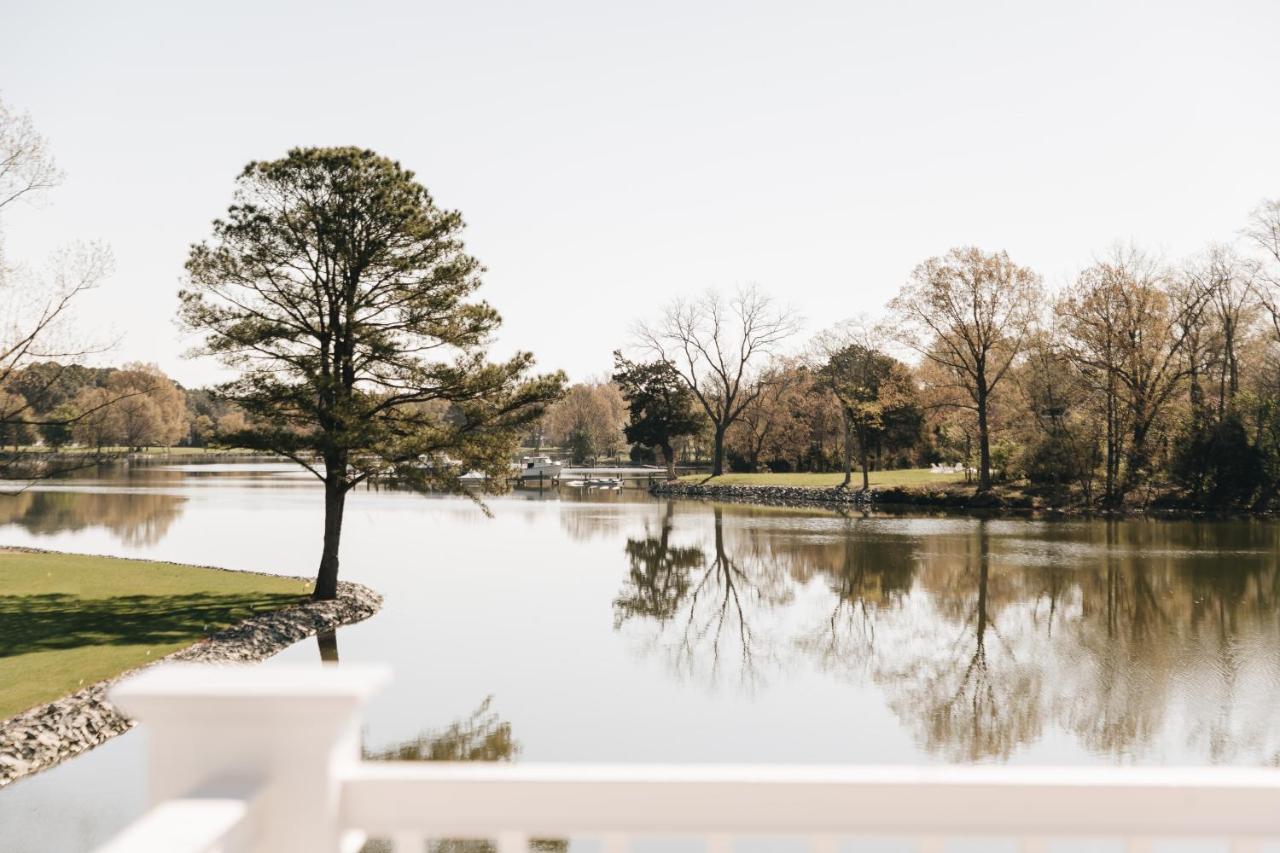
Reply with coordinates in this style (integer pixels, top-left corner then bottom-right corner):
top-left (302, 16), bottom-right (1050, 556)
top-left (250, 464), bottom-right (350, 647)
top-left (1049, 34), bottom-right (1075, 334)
top-left (1, 460), bottom-right (1279, 852)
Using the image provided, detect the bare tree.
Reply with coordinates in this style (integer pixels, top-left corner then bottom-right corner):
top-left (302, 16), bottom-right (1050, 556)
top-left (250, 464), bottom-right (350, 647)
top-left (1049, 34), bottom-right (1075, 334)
top-left (1247, 198), bottom-right (1280, 267)
top-left (635, 287), bottom-right (800, 476)
top-left (1057, 247), bottom-right (1209, 502)
top-left (0, 97), bottom-right (116, 485)
top-left (1247, 198), bottom-right (1280, 344)
top-left (0, 99), bottom-right (62, 215)
top-left (890, 247), bottom-right (1042, 492)
top-left (1181, 244), bottom-right (1260, 415)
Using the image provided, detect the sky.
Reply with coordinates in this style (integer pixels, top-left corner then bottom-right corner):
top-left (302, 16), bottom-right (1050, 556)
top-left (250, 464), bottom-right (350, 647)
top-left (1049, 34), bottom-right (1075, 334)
top-left (1, 0), bottom-right (1278, 387)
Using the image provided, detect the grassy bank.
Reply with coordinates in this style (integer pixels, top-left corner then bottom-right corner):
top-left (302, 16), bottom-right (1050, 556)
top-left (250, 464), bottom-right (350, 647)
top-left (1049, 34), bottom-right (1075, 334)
top-left (678, 469), bottom-right (967, 488)
top-left (0, 550), bottom-right (310, 719)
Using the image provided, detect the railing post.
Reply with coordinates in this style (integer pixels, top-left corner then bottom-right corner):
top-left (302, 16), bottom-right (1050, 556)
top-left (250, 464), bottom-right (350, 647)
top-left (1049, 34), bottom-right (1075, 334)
top-left (109, 663), bottom-right (390, 853)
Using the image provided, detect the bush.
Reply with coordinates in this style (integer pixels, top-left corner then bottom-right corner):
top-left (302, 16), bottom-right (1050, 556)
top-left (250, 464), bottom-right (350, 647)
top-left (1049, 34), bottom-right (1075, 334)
top-left (1021, 432), bottom-right (1098, 495)
top-left (1171, 413), bottom-right (1262, 506)
top-left (567, 429), bottom-right (594, 464)
top-left (989, 439), bottom-right (1023, 483)
top-left (629, 444), bottom-right (657, 464)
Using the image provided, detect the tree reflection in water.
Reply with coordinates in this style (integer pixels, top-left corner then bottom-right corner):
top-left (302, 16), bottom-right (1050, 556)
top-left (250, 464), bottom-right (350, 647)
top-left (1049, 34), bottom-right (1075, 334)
top-left (616, 505), bottom-right (1280, 763)
top-left (873, 520), bottom-right (1046, 760)
top-left (361, 699), bottom-right (566, 853)
top-left (316, 630), bottom-right (340, 662)
top-left (614, 502), bottom-right (701, 626)
top-left (793, 518), bottom-right (916, 677)
top-left (0, 489), bottom-right (184, 546)
top-left (364, 697), bottom-right (517, 763)
top-left (617, 505), bottom-right (792, 687)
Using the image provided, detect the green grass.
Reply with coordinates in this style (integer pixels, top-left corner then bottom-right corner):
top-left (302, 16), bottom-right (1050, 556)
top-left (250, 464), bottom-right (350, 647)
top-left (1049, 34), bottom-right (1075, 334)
top-left (678, 468), bottom-right (967, 488)
top-left (0, 550), bottom-right (311, 719)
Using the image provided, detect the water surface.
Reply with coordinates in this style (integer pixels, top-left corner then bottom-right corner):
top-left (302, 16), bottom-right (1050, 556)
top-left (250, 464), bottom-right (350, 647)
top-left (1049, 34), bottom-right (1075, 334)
top-left (1, 461), bottom-right (1279, 851)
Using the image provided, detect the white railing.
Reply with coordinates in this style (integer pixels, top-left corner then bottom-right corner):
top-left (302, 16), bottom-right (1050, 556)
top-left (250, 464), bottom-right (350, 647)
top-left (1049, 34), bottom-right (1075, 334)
top-left (97, 664), bottom-right (1280, 853)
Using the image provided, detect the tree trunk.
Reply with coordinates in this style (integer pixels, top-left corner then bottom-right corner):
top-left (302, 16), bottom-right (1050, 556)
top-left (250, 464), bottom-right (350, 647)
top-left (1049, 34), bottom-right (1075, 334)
top-left (1104, 375), bottom-right (1117, 505)
top-left (712, 424), bottom-right (726, 477)
top-left (860, 437), bottom-right (870, 492)
top-left (976, 388), bottom-right (992, 492)
top-left (840, 410), bottom-right (853, 489)
top-left (314, 475), bottom-right (346, 601)
top-left (1121, 419), bottom-right (1150, 500)
top-left (660, 440), bottom-right (676, 481)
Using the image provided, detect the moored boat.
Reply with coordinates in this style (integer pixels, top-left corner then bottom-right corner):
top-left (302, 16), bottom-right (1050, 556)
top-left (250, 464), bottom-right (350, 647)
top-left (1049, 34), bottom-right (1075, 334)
top-left (517, 455), bottom-right (563, 481)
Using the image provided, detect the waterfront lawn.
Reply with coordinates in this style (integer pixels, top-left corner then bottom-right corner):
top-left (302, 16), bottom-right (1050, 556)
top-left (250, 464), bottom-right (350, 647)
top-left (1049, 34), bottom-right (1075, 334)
top-left (0, 550), bottom-right (310, 719)
top-left (679, 468), bottom-right (967, 488)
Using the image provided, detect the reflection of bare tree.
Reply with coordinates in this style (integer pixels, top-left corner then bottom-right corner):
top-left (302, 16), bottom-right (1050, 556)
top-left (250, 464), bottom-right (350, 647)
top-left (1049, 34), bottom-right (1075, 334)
top-left (0, 490), bottom-right (184, 546)
top-left (1057, 524), bottom-right (1168, 756)
top-left (873, 522), bottom-right (1044, 761)
top-left (1056, 522), bottom-right (1280, 763)
top-left (679, 508), bottom-right (768, 683)
top-left (861, 519), bottom-right (1280, 763)
top-left (615, 505), bottom-right (791, 687)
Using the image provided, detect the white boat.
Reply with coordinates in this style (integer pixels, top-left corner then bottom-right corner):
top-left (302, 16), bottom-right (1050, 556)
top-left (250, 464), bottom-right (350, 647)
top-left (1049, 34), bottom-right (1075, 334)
top-left (518, 455), bottom-right (563, 481)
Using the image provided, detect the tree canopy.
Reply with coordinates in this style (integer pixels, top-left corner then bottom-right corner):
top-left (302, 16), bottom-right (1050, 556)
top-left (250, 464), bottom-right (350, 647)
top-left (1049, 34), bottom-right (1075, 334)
top-left (819, 342), bottom-right (919, 490)
top-left (181, 147), bottom-right (564, 598)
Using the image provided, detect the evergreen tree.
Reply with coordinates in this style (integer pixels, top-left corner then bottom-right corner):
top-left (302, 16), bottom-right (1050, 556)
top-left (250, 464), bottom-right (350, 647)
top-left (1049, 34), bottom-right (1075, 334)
top-left (181, 148), bottom-right (564, 599)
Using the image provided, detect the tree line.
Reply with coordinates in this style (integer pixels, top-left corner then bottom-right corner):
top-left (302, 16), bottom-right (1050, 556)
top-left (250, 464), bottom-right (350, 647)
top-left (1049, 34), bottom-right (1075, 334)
top-left (0, 360), bottom-right (257, 450)
top-left (551, 203), bottom-right (1280, 511)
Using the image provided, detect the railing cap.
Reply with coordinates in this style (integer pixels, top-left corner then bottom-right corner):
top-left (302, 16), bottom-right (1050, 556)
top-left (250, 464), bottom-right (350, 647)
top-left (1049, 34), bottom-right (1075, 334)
top-left (110, 663), bottom-right (392, 716)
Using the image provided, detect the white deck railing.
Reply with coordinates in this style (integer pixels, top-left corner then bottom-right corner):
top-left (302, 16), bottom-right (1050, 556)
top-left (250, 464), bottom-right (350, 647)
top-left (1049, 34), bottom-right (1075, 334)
top-left (96, 664), bottom-right (1280, 853)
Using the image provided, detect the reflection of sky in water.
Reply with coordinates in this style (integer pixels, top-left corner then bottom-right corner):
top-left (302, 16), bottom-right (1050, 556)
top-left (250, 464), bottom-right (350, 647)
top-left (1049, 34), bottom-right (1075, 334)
top-left (3, 462), bottom-right (1280, 852)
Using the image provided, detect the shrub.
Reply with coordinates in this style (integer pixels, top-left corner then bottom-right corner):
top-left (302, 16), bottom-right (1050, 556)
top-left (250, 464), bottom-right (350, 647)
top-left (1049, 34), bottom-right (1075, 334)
top-left (1171, 413), bottom-right (1263, 506)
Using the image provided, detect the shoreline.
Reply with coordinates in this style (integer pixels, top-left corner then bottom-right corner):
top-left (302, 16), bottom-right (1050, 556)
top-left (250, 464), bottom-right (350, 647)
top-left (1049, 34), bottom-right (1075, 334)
top-left (0, 553), bottom-right (382, 788)
top-left (650, 481), bottom-right (1276, 519)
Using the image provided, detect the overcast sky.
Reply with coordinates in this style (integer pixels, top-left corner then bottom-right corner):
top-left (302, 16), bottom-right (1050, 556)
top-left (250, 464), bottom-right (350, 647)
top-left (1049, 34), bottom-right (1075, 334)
top-left (2, 0), bottom-right (1278, 387)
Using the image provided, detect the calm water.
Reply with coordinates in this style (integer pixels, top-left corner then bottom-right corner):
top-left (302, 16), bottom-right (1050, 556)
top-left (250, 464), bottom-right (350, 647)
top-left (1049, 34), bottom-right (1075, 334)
top-left (2, 461), bottom-right (1280, 852)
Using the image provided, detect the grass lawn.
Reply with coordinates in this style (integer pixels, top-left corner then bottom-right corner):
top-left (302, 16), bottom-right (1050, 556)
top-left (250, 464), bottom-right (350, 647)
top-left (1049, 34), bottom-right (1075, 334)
top-left (0, 550), bottom-right (311, 719)
top-left (678, 468), bottom-right (967, 488)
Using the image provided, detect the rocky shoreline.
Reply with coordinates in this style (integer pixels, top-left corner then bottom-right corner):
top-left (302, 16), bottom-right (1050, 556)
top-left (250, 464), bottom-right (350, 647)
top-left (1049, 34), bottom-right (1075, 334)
top-left (649, 481), bottom-right (1274, 518)
top-left (0, 576), bottom-right (382, 788)
top-left (650, 481), bottom-right (1067, 513)
top-left (649, 480), bottom-right (1008, 509)
top-left (651, 481), bottom-right (889, 508)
